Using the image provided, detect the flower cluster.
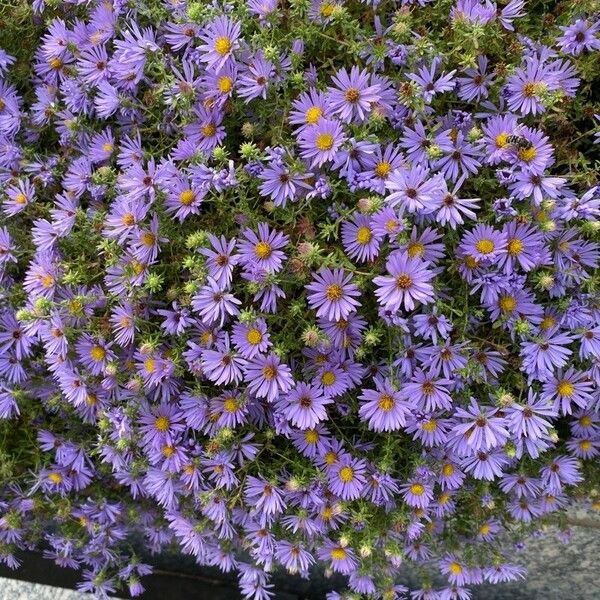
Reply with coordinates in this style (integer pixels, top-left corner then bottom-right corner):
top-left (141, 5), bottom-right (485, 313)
top-left (1, 0), bottom-right (600, 599)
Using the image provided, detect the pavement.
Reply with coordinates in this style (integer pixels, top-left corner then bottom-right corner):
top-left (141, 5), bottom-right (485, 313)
top-left (0, 511), bottom-right (598, 599)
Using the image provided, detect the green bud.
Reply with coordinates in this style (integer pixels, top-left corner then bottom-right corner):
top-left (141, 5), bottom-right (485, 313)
top-left (241, 122), bottom-right (255, 138)
top-left (212, 146), bottom-right (229, 162)
top-left (186, 231), bottom-right (208, 249)
top-left (239, 142), bottom-right (260, 160)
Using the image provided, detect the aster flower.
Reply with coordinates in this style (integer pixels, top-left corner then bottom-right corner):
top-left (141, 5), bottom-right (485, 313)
top-left (238, 223), bottom-right (289, 273)
top-left (385, 165), bottom-right (441, 215)
top-left (459, 224), bottom-right (507, 264)
top-left (373, 251), bottom-right (435, 312)
top-left (199, 234), bottom-right (240, 288)
top-left (557, 18), bottom-right (600, 56)
top-left (317, 540), bottom-right (358, 575)
top-left (277, 382), bottom-right (332, 429)
top-left (306, 268), bottom-right (361, 321)
top-left (327, 66), bottom-right (381, 123)
top-left (540, 455), bottom-right (583, 492)
top-left (197, 16), bottom-right (241, 71)
top-left (541, 368), bottom-right (595, 415)
top-left (460, 449), bottom-right (510, 480)
top-left (451, 399), bottom-right (510, 452)
top-left (191, 277), bottom-right (241, 326)
top-left (400, 369), bottom-right (453, 412)
top-left (400, 479), bottom-right (434, 509)
top-left (232, 318), bottom-right (271, 359)
top-left (358, 377), bottom-right (412, 432)
top-left (297, 119), bottom-right (346, 167)
top-left (289, 88), bottom-right (331, 129)
top-left (244, 353), bottom-right (294, 402)
top-left (327, 455), bottom-right (367, 500)
top-left (341, 212), bottom-right (382, 263)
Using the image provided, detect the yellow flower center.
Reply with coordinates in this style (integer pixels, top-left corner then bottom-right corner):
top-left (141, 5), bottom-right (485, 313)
top-left (580, 439), bottom-right (592, 451)
top-left (410, 483), bottom-right (425, 496)
top-left (315, 133), bottom-right (334, 151)
top-left (344, 87), bottom-right (360, 103)
top-left (141, 232), bottom-right (156, 247)
top-left (217, 76), bottom-right (233, 93)
top-left (324, 451), bottom-right (337, 465)
top-left (449, 562), bottom-right (462, 575)
top-left (476, 239), bottom-right (495, 254)
top-left (495, 132), bottom-right (509, 148)
top-left (330, 547), bottom-right (348, 561)
top-left (339, 466), bottom-right (354, 482)
top-left (325, 283), bottom-right (343, 301)
top-left (396, 274), bottom-right (413, 289)
top-left (246, 328), bottom-right (263, 345)
top-left (305, 106), bottom-right (322, 124)
top-left (15, 192), bottom-right (27, 205)
top-left (223, 397), bottom-right (237, 412)
top-left (202, 123), bottom-right (217, 137)
top-left (378, 393), bottom-right (395, 411)
top-left (90, 345), bottom-right (106, 361)
top-left (507, 238), bottom-right (524, 256)
top-left (356, 226), bottom-right (372, 245)
top-left (263, 365), bottom-right (277, 380)
top-left (122, 213), bottom-right (135, 226)
top-left (214, 36), bottom-right (232, 56)
top-left (540, 316), bottom-right (555, 331)
top-left (385, 218), bottom-right (399, 232)
top-left (479, 523), bottom-right (491, 535)
top-left (86, 394), bottom-right (97, 406)
top-left (144, 358), bottom-right (156, 373)
top-left (155, 416), bottom-right (170, 432)
top-left (49, 57), bottom-right (63, 70)
top-left (375, 161), bottom-right (392, 178)
top-left (179, 189), bottom-right (195, 205)
top-left (319, 2), bottom-right (335, 17)
top-left (518, 146), bottom-right (537, 162)
top-left (48, 472), bottom-right (63, 483)
top-left (464, 255), bottom-right (479, 269)
top-left (102, 142), bottom-right (113, 152)
top-left (557, 380), bottom-right (574, 397)
top-left (321, 371), bottom-right (336, 386)
top-left (580, 415), bottom-right (592, 427)
top-left (522, 82), bottom-right (538, 97)
top-left (442, 463), bottom-right (454, 477)
top-left (499, 295), bottom-right (517, 313)
top-left (305, 429), bottom-right (319, 444)
top-left (422, 419), bottom-right (438, 432)
top-left (41, 274), bottom-right (54, 288)
top-left (407, 241), bottom-right (425, 258)
top-left (439, 493), bottom-right (450, 505)
top-left (162, 445), bottom-right (175, 457)
top-left (255, 241), bottom-right (272, 259)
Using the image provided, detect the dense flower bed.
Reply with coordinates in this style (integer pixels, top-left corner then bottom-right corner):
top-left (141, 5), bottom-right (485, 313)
top-left (1, 0), bottom-right (600, 598)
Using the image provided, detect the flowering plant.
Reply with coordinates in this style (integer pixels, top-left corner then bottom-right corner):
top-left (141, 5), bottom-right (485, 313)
top-left (1, 0), bottom-right (600, 598)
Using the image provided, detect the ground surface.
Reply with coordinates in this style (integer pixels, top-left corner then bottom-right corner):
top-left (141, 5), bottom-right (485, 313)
top-left (0, 511), bottom-right (598, 599)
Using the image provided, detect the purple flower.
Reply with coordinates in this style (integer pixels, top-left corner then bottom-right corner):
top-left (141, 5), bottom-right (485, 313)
top-left (192, 277), bottom-right (241, 326)
top-left (373, 251), bottom-right (435, 312)
top-left (327, 455), bottom-right (367, 500)
top-left (277, 382), bottom-right (332, 429)
top-left (238, 223), bottom-right (289, 273)
top-left (358, 377), bottom-right (412, 432)
top-left (327, 66), bottom-right (381, 123)
top-left (244, 353), bottom-right (294, 402)
top-left (557, 18), bottom-right (600, 56)
top-left (297, 119), bottom-right (346, 167)
top-left (341, 213), bottom-right (381, 263)
top-left (317, 540), bottom-right (358, 575)
top-left (306, 268), bottom-right (361, 321)
top-left (451, 399), bottom-right (510, 452)
top-left (197, 16), bottom-right (241, 71)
